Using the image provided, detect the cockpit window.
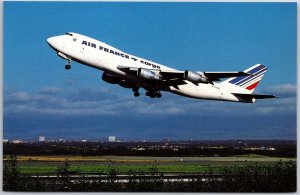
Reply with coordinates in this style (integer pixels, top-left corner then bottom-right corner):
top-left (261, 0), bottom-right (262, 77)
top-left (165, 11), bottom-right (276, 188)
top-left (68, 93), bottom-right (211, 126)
top-left (65, 32), bottom-right (73, 36)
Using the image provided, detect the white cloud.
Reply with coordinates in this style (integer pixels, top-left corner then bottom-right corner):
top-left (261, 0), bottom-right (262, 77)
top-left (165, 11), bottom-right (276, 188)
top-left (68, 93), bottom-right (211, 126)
top-left (11, 92), bottom-right (31, 102)
top-left (262, 83), bottom-right (296, 98)
top-left (4, 84), bottom-right (296, 117)
top-left (39, 86), bottom-right (63, 95)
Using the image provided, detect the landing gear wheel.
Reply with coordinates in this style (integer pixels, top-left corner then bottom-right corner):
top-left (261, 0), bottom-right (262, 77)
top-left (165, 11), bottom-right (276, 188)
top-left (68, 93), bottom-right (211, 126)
top-left (146, 90), bottom-right (161, 98)
top-left (156, 92), bottom-right (162, 98)
top-left (132, 87), bottom-right (140, 97)
top-left (65, 59), bottom-right (71, 70)
top-left (65, 64), bottom-right (71, 70)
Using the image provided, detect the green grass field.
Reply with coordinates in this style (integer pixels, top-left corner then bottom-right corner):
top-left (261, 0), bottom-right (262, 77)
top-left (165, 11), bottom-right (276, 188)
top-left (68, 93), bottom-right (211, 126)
top-left (10, 154), bottom-right (295, 175)
top-left (19, 164), bottom-right (225, 174)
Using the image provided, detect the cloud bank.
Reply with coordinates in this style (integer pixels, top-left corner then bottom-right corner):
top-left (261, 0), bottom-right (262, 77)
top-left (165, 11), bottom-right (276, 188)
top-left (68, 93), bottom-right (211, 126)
top-left (4, 84), bottom-right (296, 116)
top-left (3, 84), bottom-right (296, 140)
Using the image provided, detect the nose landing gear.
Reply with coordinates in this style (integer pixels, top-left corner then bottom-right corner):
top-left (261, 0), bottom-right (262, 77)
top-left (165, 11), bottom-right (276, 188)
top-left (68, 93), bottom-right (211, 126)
top-left (65, 59), bottom-right (71, 70)
top-left (65, 64), bottom-right (71, 70)
top-left (56, 52), bottom-right (72, 70)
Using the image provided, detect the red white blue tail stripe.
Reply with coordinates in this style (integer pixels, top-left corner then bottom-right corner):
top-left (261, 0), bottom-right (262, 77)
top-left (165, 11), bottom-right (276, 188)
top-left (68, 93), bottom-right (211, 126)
top-left (228, 64), bottom-right (268, 92)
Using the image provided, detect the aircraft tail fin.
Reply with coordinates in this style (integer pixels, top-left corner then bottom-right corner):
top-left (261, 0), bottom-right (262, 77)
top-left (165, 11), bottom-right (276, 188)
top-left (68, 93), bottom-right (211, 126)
top-left (222, 64), bottom-right (268, 94)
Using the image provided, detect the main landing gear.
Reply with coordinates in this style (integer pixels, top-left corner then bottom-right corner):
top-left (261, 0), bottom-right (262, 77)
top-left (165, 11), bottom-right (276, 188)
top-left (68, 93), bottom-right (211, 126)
top-left (132, 87), bottom-right (161, 98)
top-left (146, 90), bottom-right (162, 98)
top-left (132, 87), bottom-right (140, 97)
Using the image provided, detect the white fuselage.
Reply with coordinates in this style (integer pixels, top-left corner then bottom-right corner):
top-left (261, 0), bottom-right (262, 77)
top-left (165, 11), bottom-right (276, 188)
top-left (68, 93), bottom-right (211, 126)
top-left (47, 33), bottom-right (250, 102)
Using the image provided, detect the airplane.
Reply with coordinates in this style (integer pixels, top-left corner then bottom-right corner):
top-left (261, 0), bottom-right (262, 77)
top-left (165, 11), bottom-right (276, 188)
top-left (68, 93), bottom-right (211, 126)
top-left (47, 32), bottom-right (276, 103)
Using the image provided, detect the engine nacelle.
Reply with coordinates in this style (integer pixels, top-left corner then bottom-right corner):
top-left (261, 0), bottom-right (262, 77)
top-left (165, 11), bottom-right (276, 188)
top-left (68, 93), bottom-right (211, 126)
top-left (102, 72), bottom-right (121, 84)
top-left (102, 72), bottom-right (135, 89)
top-left (137, 68), bottom-right (161, 80)
top-left (183, 70), bottom-right (209, 83)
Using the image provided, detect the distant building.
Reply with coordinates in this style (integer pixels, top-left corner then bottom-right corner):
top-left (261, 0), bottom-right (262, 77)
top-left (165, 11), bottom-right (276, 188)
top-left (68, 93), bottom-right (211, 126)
top-left (108, 136), bottom-right (116, 142)
top-left (261, 146), bottom-right (276, 151)
top-left (58, 139), bottom-right (65, 143)
top-left (82, 140), bottom-right (87, 142)
top-left (39, 136), bottom-right (45, 142)
top-left (12, 139), bottom-right (23, 144)
top-left (132, 147), bottom-right (145, 151)
top-left (3, 139), bottom-right (8, 143)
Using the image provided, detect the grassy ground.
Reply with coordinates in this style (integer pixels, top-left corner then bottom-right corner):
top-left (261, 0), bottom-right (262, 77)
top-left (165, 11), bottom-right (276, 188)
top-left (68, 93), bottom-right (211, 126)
top-left (6, 154), bottom-right (295, 175)
top-left (4, 154), bottom-right (296, 162)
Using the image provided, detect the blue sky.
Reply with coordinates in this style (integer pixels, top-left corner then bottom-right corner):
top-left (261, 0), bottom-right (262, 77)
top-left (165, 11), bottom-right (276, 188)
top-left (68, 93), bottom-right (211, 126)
top-left (4, 2), bottom-right (296, 141)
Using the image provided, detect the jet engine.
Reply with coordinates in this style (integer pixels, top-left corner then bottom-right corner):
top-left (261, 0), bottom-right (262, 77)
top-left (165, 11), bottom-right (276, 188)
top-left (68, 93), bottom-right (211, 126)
top-left (102, 72), bottom-right (135, 88)
top-left (137, 68), bottom-right (161, 80)
top-left (183, 70), bottom-right (209, 83)
top-left (102, 72), bottom-right (121, 84)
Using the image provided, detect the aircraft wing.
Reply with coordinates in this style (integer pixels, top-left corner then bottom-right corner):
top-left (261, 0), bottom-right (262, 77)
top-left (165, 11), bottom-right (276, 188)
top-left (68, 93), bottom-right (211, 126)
top-left (202, 72), bottom-right (250, 81)
top-left (117, 65), bottom-right (184, 79)
top-left (159, 70), bottom-right (249, 81)
top-left (117, 65), bottom-right (186, 85)
top-left (117, 65), bottom-right (249, 82)
top-left (117, 65), bottom-right (140, 74)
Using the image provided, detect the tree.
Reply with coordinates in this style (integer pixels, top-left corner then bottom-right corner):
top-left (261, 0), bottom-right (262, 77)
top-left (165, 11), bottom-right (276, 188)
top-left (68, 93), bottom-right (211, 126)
top-left (3, 155), bottom-right (21, 191)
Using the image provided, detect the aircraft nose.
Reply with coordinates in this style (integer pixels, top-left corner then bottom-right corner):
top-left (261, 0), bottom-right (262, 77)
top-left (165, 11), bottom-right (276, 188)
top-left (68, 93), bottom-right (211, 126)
top-left (47, 35), bottom-right (67, 51)
top-left (47, 37), bottom-right (54, 46)
top-left (47, 36), bottom-right (64, 51)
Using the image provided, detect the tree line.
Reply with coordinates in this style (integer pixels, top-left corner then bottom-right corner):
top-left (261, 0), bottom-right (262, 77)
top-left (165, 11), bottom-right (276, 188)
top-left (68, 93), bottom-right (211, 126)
top-left (3, 142), bottom-right (296, 157)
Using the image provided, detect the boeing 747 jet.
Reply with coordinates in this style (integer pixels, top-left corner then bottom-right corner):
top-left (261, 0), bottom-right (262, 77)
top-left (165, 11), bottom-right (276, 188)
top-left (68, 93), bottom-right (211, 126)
top-left (47, 32), bottom-right (276, 103)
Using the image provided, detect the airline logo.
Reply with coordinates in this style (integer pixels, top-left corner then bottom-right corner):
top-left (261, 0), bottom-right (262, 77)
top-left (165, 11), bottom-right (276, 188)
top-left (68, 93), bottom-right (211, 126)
top-left (81, 40), bottom-right (161, 69)
top-left (229, 64), bottom-right (268, 91)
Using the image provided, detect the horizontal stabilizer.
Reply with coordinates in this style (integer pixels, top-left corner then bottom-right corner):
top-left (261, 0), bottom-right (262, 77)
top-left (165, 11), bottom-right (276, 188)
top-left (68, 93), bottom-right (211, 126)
top-left (232, 93), bottom-right (277, 99)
